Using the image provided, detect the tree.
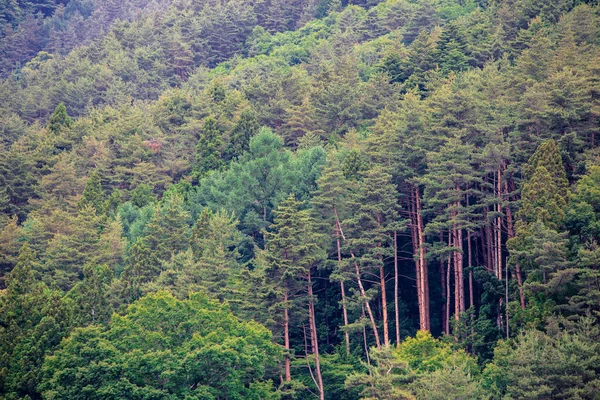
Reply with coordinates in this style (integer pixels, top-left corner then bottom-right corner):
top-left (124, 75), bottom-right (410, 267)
top-left (262, 194), bottom-right (325, 398)
top-left (0, 244), bottom-right (73, 399)
top-left (143, 193), bottom-right (191, 261)
top-left (78, 171), bottom-right (104, 213)
top-left (224, 110), bottom-right (260, 162)
top-left (0, 148), bottom-right (38, 222)
top-left (346, 166), bottom-right (402, 347)
top-left (484, 322), bottom-right (600, 399)
top-left (47, 103), bottom-right (73, 134)
top-left (39, 291), bottom-right (281, 400)
top-left (195, 116), bottom-right (224, 177)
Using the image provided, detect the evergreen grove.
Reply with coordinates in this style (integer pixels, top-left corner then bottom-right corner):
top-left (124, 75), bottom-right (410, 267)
top-left (1, 0), bottom-right (600, 399)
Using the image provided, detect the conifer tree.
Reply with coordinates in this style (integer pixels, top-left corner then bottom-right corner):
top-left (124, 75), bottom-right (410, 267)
top-left (78, 171), bottom-right (104, 213)
top-left (47, 103), bottom-right (73, 134)
top-left (195, 116), bottom-right (224, 177)
top-left (223, 110), bottom-right (260, 162)
top-left (346, 166), bottom-right (400, 347)
top-left (262, 194), bottom-right (325, 398)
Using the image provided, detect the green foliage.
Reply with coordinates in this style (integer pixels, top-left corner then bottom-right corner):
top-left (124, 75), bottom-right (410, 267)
top-left (0, 0), bottom-right (600, 398)
top-left (39, 291), bottom-right (281, 400)
top-left (346, 331), bottom-right (483, 399)
top-left (48, 103), bottom-right (73, 134)
top-left (483, 321), bottom-right (600, 399)
top-left (195, 116), bottom-right (225, 177)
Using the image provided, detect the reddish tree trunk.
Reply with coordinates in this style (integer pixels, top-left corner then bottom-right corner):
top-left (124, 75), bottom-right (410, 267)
top-left (284, 290), bottom-right (291, 381)
top-left (307, 269), bottom-right (324, 400)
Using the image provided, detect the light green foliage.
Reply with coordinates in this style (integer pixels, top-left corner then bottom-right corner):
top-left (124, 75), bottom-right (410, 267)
top-left (47, 103), bottom-right (73, 134)
top-left (40, 291), bottom-right (281, 400)
top-left (77, 171), bottom-right (104, 213)
top-left (346, 331), bottom-right (483, 399)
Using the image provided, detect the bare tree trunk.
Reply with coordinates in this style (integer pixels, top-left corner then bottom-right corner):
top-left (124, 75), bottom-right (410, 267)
top-left (415, 185), bottom-right (429, 330)
top-left (409, 187), bottom-right (423, 333)
top-left (441, 231), bottom-right (447, 335)
top-left (504, 180), bottom-right (525, 310)
top-left (362, 305), bottom-right (371, 366)
top-left (335, 210), bottom-right (382, 350)
top-left (446, 232), bottom-right (452, 334)
top-left (394, 230), bottom-right (401, 344)
top-left (484, 206), bottom-right (494, 274)
top-left (336, 226), bottom-right (351, 354)
top-left (468, 230), bottom-right (474, 309)
top-left (496, 168), bottom-right (503, 281)
top-left (284, 289), bottom-right (291, 381)
top-left (380, 258), bottom-right (389, 347)
top-left (357, 260), bottom-right (381, 350)
top-left (308, 269), bottom-right (324, 400)
top-left (453, 229), bottom-right (461, 322)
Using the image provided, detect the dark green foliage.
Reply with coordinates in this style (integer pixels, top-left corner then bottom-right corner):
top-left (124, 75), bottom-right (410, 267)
top-left (0, 149), bottom-right (38, 222)
top-left (195, 116), bottom-right (224, 177)
top-left (484, 321), bottom-right (600, 399)
top-left (224, 110), bottom-right (260, 162)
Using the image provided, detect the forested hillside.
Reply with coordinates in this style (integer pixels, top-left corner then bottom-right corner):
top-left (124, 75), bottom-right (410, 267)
top-left (1, 0), bottom-right (600, 399)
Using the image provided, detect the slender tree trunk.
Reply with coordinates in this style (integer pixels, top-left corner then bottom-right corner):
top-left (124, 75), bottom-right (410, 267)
top-left (307, 269), bottom-right (324, 400)
top-left (453, 227), bottom-right (460, 322)
top-left (336, 225), bottom-right (351, 354)
top-left (468, 230), bottom-right (474, 309)
top-left (484, 205), bottom-right (494, 274)
top-left (362, 305), bottom-right (371, 366)
top-left (335, 210), bottom-right (381, 350)
top-left (446, 247), bottom-right (451, 335)
top-left (504, 180), bottom-right (525, 310)
top-left (357, 260), bottom-right (381, 349)
top-left (497, 167), bottom-right (503, 281)
top-left (415, 185), bottom-right (429, 330)
top-left (441, 231), bottom-right (447, 335)
top-left (380, 260), bottom-right (389, 347)
top-left (410, 184), bottom-right (429, 331)
top-left (409, 187), bottom-right (423, 333)
top-left (284, 289), bottom-right (291, 381)
top-left (394, 230), bottom-right (400, 344)
top-left (376, 214), bottom-right (389, 347)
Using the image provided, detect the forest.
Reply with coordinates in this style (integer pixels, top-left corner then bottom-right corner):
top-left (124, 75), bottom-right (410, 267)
top-left (1, 0), bottom-right (600, 399)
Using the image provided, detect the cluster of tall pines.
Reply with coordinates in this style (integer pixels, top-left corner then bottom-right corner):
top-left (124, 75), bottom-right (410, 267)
top-left (1, 0), bottom-right (600, 399)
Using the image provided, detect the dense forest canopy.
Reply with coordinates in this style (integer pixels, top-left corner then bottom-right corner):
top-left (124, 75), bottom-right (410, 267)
top-left (1, 0), bottom-right (600, 399)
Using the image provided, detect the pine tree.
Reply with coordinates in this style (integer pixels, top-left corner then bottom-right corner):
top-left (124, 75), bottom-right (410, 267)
top-left (0, 149), bottom-right (38, 222)
top-left (195, 116), bottom-right (224, 177)
top-left (144, 193), bottom-right (191, 261)
top-left (262, 194), bottom-right (325, 397)
top-left (78, 171), bottom-right (104, 213)
top-left (522, 139), bottom-right (569, 199)
top-left (223, 110), bottom-right (260, 162)
top-left (346, 166), bottom-right (400, 347)
top-left (47, 103), bottom-right (73, 134)
top-left (120, 238), bottom-right (160, 302)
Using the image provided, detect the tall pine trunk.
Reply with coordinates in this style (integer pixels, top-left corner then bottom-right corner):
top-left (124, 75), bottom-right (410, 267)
top-left (307, 268), bottom-right (324, 400)
top-left (394, 230), bottom-right (401, 344)
top-left (335, 210), bottom-right (381, 350)
top-left (504, 180), bottom-right (525, 310)
top-left (284, 289), bottom-right (291, 381)
top-left (410, 184), bottom-right (429, 331)
top-left (336, 221), bottom-right (351, 354)
top-left (416, 185), bottom-right (429, 330)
